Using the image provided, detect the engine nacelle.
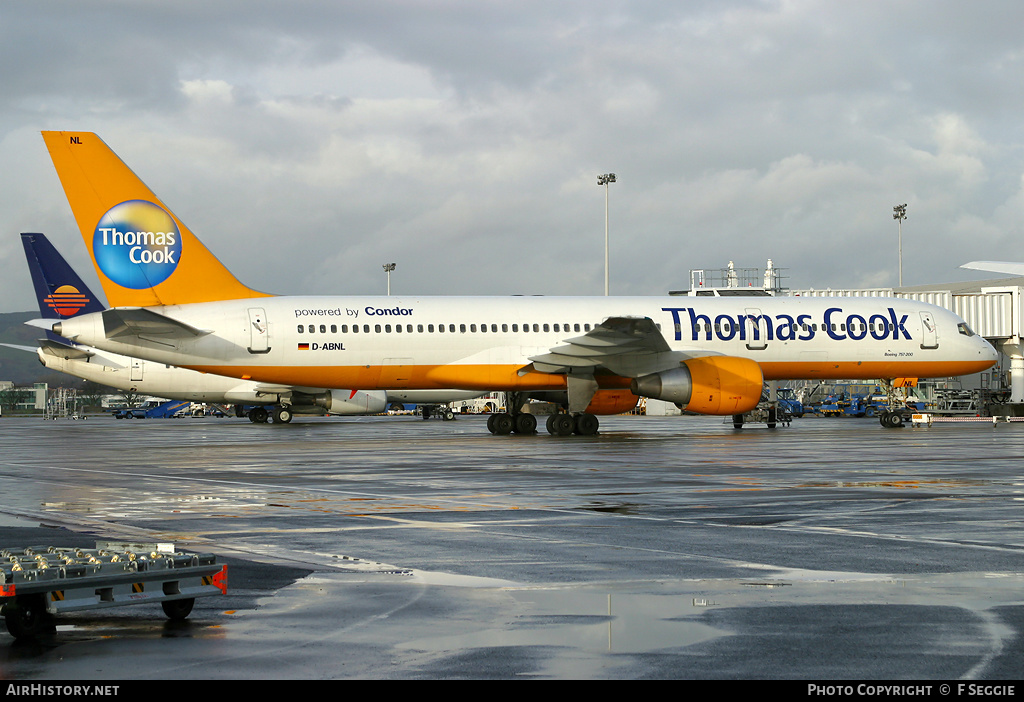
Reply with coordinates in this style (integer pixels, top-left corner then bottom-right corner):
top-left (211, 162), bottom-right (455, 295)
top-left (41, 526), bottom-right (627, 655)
top-left (585, 389), bottom-right (639, 415)
top-left (630, 356), bottom-right (763, 415)
top-left (295, 389), bottom-right (388, 416)
top-left (525, 388), bottom-right (639, 415)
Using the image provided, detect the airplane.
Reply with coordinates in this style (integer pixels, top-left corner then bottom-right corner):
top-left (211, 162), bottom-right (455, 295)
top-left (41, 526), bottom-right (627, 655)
top-left (20, 231), bottom-right (480, 422)
top-left (39, 131), bottom-right (999, 433)
top-left (961, 261), bottom-right (1024, 276)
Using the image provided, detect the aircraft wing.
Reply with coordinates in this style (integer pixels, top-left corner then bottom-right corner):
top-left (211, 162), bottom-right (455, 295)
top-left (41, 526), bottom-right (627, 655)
top-left (527, 316), bottom-right (694, 377)
top-left (102, 308), bottom-right (211, 343)
top-left (961, 261), bottom-right (1024, 276)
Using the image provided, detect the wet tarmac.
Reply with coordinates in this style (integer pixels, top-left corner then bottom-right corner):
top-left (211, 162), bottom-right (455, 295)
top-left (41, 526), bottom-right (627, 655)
top-left (0, 412), bottom-right (1021, 680)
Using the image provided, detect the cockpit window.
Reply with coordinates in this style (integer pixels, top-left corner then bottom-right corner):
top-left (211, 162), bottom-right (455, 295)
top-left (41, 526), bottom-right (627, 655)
top-left (958, 322), bottom-right (975, 337)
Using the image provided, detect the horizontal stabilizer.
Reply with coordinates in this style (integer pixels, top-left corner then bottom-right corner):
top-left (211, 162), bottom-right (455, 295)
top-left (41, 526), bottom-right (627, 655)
top-left (38, 339), bottom-right (95, 360)
top-left (0, 343), bottom-right (40, 354)
top-left (102, 308), bottom-right (211, 340)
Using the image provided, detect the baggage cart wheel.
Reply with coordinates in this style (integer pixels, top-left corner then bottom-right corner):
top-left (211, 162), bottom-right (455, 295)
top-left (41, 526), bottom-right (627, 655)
top-left (161, 598), bottom-right (195, 621)
top-left (4, 594), bottom-right (51, 640)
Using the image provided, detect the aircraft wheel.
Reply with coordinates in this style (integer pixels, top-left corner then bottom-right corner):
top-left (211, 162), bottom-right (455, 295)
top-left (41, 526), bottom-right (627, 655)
top-left (161, 597), bottom-right (195, 621)
top-left (486, 414), bottom-right (499, 434)
top-left (444, 409), bottom-right (456, 421)
top-left (547, 414), bottom-right (575, 436)
top-left (491, 413), bottom-right (514, 435)
top-left (513, 413), bottom-right (537, 434)
top-left (273, 407), bottom-right (293, 424)
top-left (249, 407), bottom-right (269, 424)
top-left (766, 407), bottom-right (777, 429)
top-left (732, 414), bottom-right (744, 429)
top-left (880, 411), bottom-right (904, 428)
top-left (573, 413), bottom-right (599, 435)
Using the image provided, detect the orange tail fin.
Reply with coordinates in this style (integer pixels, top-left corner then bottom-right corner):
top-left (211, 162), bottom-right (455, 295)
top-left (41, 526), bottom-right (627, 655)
top-left (42, 131), bottom-right (270, 307)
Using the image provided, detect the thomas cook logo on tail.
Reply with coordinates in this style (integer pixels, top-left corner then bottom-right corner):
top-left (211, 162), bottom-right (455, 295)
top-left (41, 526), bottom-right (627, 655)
top-left (44, 285), bottom-right (90, 317)
top-left (93, 200), bottom-right (182, 289)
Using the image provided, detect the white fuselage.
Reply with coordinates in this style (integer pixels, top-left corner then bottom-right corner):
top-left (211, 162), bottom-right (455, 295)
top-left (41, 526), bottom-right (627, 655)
top-left (52, 294), bottom-right (999, 396)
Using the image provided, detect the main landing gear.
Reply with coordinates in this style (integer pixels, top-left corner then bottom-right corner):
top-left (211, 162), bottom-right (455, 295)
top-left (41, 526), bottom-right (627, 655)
top-left (486, 412), bottom-right (537, 435)
top-left (485, 411), bottom-right (599, 436)
top-left (244, 406), bottom-right (293, 424)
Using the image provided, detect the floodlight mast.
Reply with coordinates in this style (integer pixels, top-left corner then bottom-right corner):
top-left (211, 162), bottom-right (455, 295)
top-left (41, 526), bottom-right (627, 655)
top-left (383, 262), bottom-right (396, 295)
top-left (893, 204), bottom-right (907, 287)
top-left (598, 173), bottom-right (616, 295)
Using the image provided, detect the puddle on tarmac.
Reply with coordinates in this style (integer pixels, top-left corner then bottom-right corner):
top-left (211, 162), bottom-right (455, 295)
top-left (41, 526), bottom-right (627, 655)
top-left (397, 584), bottom-right (728, 655)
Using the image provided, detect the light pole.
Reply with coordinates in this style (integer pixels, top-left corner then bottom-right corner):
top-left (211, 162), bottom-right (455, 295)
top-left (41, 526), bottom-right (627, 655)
top-left (893, 204), bottom-right (907, 287)
top-left (383, 262), bottom-right (396, 295)
top-left (597, 173), bottom-right (616, 295)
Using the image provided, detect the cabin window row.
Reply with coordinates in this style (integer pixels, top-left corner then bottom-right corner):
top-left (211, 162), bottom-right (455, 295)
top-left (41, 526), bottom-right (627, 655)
top-left (297, 322), bottom-right (595, 334)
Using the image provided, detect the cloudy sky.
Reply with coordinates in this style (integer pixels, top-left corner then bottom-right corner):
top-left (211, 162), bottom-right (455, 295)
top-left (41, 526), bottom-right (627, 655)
top-left (2, 0), bottom-right (1024, 312)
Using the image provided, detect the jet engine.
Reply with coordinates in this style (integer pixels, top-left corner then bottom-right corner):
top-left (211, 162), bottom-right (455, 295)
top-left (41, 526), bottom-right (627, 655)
top-left (630, 356), bottom-right (763, 415)
top-left (294, 389), bottom-right (388, 416)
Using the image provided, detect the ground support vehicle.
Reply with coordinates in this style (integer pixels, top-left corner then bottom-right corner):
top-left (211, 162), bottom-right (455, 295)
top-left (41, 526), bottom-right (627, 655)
top-left (0, 542), bottom-right (227, 640)
top-left (817, 392), bottom-right (878, 417)
top-left (730, 383), bottom-right (799, 429)
top-left (421, 404), bottom-right (457, 421)
top-left (111, 407), bottom-right (147, 419)
top-left (111, 400), bottom-right (192, 419)
top-left (776, 388), bottom-right (804, 418)
top-left (730, 404), bottom-right (788, 429)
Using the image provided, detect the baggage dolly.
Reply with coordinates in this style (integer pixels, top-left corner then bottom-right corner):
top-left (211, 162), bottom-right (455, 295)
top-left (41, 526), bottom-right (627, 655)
top-left (0, 541), bottom-right (227, 640)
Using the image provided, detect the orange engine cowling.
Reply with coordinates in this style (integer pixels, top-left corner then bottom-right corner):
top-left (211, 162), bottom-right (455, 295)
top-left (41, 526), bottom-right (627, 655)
top-left (585, 389), bottom-right (640, 415)
top-left (630, 356), bottom-right (763, 415)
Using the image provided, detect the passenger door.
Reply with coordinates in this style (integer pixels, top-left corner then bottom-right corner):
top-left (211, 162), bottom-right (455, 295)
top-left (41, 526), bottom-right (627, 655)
top-left (744, 308), bottom-right (768, 350)
top-left (919, 311), bottom-right (938, 349)
top-left (248, 308), bottom-right (270, 354)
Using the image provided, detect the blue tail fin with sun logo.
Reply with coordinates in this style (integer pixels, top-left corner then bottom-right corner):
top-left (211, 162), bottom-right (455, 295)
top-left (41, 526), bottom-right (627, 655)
top-left (21, 232), bottom-right (106, 342)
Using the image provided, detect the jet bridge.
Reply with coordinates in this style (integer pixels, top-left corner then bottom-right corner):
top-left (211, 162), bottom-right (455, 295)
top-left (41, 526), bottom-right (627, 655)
top-left (789, 282), bottom-right (1021, 404)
